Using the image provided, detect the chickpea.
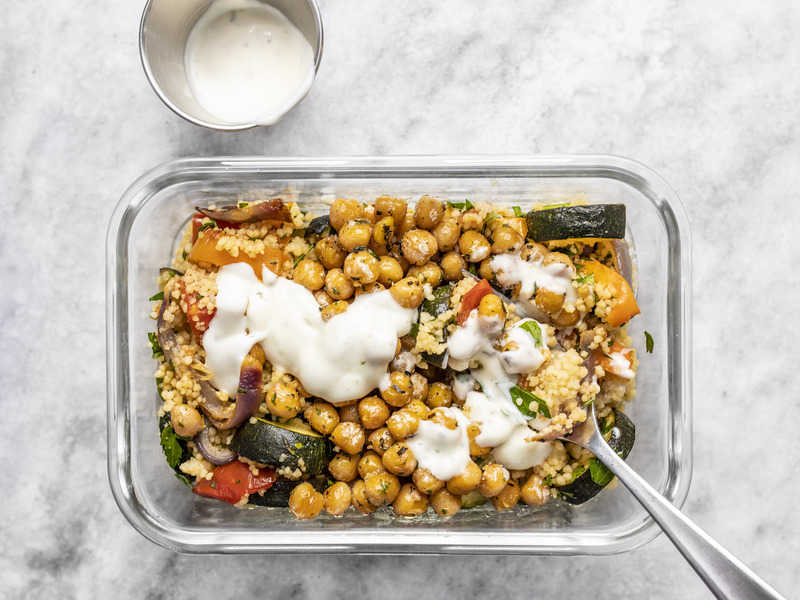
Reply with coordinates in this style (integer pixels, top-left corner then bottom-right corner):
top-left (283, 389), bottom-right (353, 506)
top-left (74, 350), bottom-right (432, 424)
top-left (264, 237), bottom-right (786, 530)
top-left (520, 474), bottom-right (550, 506)
top-left (404, 399), bottom-right (430, 420)
top-left (338, 219), bottom-right (373, 252)
top-left (344, 250), bottom-right (379, 285)
top-left (377, 256), bottom-right (404, 287)
top-left (338, 403), bottom-right (360, 423)
top-left (303, 401), bottom-right (340, 435)
top-left (430, 488), bottom-right (461, 517)
top-left (386, 410), bottom-right (419, 440)
top-left (315, 236), bottom-right (346, 269)
top-left (478, 258), bottom-right (495, 281)
top-left (320, 300), bottom-right (348, 321)
top-left (401, 229), bottom-right (438, 265)
top-left (324, 481), bottom-right (352, 516)
top-left (477, 293), bottom-right (505, 320)
top-left (371, 216), bottom-right (395, 252)
top-left (292, 258), bottom-right (325, 292)
top-left (389, 245), bottom-right (411, 273)
top-left (392, 483), bottom-right (429, 516)
top-left (410, 373), bottom-right (429, 402)
top-left (446, 460), bottom-right (482, 495)
top-left (459, 230), bottom-right (491, 262)
top-left (552, 305), bottom-right (581, 327)
top-left (542, 251), bottom-right (575, 275)
top-left (491, 480), bottom-right (521, 511)
top-left (266, 381), bottom-right (305, 419)
top-left (289, 482), bottom-right (324, 519)
top-left (382, 442), bottom-right (417, 476)
top-left (331, 422), bottom-right (365, 455)
top-left (440, 251), bottom-right (466, 281)
top-left (329, 198), bottom-right (364, 231)
top-left (506, 216), bottom-right (528, 239)
top-left (412, 467), bottom-right (444, 495)
top-left (351, 479), bottom-right (376, 514)
top-left (461, 209), bottom-right (483, 231)
top-left (364, 472), bottom-right (401, 506)
top-left (314, 289), bottom-right (332, 307)
top-left (328, 452), bottom-right (359, 482)
top-left (321, 268), bottom-right (353, 301)
top-left (396, 210), bottom-right (417, 237)
top-left (414, 195), bottom-right (445, 230)
top-left (432, 219), bottom-right (461, 252)
top-left (468, 424), bottom-right (491, 457)
top-left (374, 196), bottom-right (407, 224)
top-left (490, 224), bottom-right (524, 254)
top-left (426, 382), bottom-right (453, 408)
top-left (427, 408), bottom-right (458, 430)
top-left (358, 396), bottom-right (390, 429)
top-left (354, 281), bottom-right (385, 297)
top-left (534, 287), bottom-right (565, 314)
top-left (407, 262), bottom-right (443, 287)
top-left (170, 404), bottom-right (204, 438)
top-left (380, 371), bottom-right (413, 407)
top-left (367, 427), bottom-right (394, 456)
top-left (358, 450), bottom-right (385, 479)
top-left (389, 277), bottom-right (424, 309)
top-left (519, 242), bottom-right (548, 263)
top-left (479, 463), bottom-right (510, 498)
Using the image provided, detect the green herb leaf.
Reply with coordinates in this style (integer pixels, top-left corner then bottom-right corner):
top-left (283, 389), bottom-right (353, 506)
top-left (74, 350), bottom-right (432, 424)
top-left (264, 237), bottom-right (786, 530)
top-left (600, 415), bottom-right (615, 437)
top-left (148, 332), bottom-right (163, 359)
top-left (175, 472), bottom-right (192, 487)
top-left (542, 474), bottom-right (553, 487)
top-left (468, 263), bottom-right (478, 276)
top-left (149, 291), bottom-right (164, 301)
top-left (198, 221), bottom-right (216, 233)
top-left (574, 272), bottom-right (595, 285)
top-left (588, 458), bottom-right (614, 486)
top-left (160, 425), bottom-right (184, 469)
top-left (509, 385), bottom-right (551, 418)
top-left (465, 199), bottom-right (474, 210)
top-left (447, 201), bottom-right (466, 210)
top-left (292, 252), bottom-right (307, 268)
top-left (238, 201), bottom-right (248, 208)
top-left (570, 465), bottom-right (586, 482)
top-left (519, 320), bottom-right (543, 346)
top-left (409, 322), bottom-right (419, 338)
top-left (512, 206), bottom-right (522, 217)
top-left (644, 331), bottom-right (654, 353)
top-left (181, 250), bottom-right (188, 260)
top-left (483, 212), bottom-right (500, 230)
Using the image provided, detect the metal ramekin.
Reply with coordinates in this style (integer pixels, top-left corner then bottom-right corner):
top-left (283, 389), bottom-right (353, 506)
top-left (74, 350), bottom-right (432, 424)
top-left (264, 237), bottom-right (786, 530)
top-left (139, 0), bottom-right (323, 130)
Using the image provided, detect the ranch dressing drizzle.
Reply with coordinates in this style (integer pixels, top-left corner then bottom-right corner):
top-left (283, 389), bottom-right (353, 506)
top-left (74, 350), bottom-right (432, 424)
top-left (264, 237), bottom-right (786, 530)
top-left (406, 407), bottom-right (471, 481)
top-left (185, 0), bottom-right (315, 125)
top-left (203, 263), bottom-right (417, 405)
top-left (446, 310), bottom-right (553, 467)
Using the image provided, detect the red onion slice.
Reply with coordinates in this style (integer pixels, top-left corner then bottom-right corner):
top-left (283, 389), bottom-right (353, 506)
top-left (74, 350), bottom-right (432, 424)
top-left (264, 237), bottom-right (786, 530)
top-left (196, 199), bottom-right (291, 223)
top-left (195, 428), bottom-right (237, 465)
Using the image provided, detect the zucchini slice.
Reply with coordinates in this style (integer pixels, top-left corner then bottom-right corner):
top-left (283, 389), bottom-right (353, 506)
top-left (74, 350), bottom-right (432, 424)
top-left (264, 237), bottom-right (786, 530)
top-left (248, 475), bottom-right (328, 507)
top-left (231, 418), bottom-right (332, 476)
top-left (556, 409), bottom-right (635, 505)
top-left (418, 284), bottom-right (453, 367)
top-left (526, 204), bottom-right (626, 242)
top-left (306, 215), bottom-right (331, 237)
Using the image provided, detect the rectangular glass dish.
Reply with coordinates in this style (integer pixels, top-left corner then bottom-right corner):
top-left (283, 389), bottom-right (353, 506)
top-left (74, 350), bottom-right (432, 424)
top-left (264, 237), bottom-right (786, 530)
top-left (106, 155), bottom-right (691, 554)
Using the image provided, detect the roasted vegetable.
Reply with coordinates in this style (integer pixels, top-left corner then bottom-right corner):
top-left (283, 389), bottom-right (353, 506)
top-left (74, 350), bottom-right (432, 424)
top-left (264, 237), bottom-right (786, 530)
top-left (189, 229), bottom-right (284, 278)
top-left (231, 418), bottom-right (332, 475)
top-left (193, 460), bottom-right (276, 504)
top-left (457, 279), bottom-right (493, 324)
top-left (418, 284), bottom-right (453, 367)
top-left (196, 199), bottom-right (291, 223)
top-left (556, 409), bottom-right (635, 505)
top-left (306, 214), bottom-right (331, 237)
top-left (579, 260), bottom-right (640, 326)
top-left (248, 475), bottom-right (328, 507)
top-left (526, 204), bottom-right (626, 242)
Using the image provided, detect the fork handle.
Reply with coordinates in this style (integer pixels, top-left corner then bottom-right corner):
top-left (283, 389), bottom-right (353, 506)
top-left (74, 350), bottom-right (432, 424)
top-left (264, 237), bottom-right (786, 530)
top-left (590, 442), bottom-right (785, 600)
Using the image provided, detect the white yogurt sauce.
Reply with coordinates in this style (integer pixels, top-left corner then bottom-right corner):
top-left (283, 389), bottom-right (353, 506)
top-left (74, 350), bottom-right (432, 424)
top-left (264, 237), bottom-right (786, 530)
top-left (203, 263), bottom-right (417, 405)
top-left (185, 0), bottom-right (315, 125)
top-left (406, 407), bottom-right (471, 481)
top-left (491, 252), bottom-right (577, 308)
top-left (606, 351), bottom-right (635, 379)
top-left (491, 424), bottom-right (554, 470)
top-left (446, 309), bottom-right (553, 468)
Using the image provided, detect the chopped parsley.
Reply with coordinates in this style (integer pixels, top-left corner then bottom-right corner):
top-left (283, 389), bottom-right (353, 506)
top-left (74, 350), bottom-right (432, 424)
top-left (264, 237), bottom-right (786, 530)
top-left (197, 221), bottom-right (216, 233)
top-left (409, 322), bottom-right (419, 338)
top-left (149, 291), bottom-right (164, 302)
top-left (519, 320), bottom-right (543, 347)
top-left (512, 206), bottom-right (523, 217)
top-left (588, 458), bottom-right (614, 486)
top-left (447, 199), bottom-right (474, 211)
top-left (644, 331), bottom-right (654, 353)
top-left (148, 332), bottom-right (163, 359)
top-left (574, 272), bottom-right (595, 285)
top-left (181, 250), bottom-right (188, 260)
top-left (160, 425), bottom-right (184, 468)
top-left (509, 385), bottom-right (550, 418)
top-left (292, 252), bottom-right (307, 268)
top-left (570, 465), bottom-right (586, 482)
top-left (482, 212), bottom-right (500, 232)
top-left (238, 201), bottom-right (249, 208)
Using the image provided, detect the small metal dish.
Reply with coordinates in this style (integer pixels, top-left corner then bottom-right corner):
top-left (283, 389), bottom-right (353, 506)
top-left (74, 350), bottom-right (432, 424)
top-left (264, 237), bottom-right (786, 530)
top-left (139, 0), bottom-right (323, 130)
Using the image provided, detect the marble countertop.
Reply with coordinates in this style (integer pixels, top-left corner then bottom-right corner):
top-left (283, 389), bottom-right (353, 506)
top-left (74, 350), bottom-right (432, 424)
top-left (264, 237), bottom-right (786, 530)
top-left (2, 0), bottom-right (799, 598)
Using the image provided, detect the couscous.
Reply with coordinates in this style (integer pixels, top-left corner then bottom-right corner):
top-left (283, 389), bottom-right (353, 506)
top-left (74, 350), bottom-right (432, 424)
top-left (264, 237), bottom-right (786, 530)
top-left (150, 195), bottom-right (641, 519)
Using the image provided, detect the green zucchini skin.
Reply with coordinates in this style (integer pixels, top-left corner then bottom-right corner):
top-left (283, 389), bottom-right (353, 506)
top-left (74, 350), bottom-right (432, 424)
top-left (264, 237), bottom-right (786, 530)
top-left (306, 215), bottom-right (331, 237)
top-left (418, 284), bottom-right (453, 367)
top-left (526, 204), bottom-right (626, 242)
top-left (231, 419), bottom-right (332, 476)
top-left (248, 476), bottom-right (328, 507)
top-left (556, 409), bottom-right (635, 505)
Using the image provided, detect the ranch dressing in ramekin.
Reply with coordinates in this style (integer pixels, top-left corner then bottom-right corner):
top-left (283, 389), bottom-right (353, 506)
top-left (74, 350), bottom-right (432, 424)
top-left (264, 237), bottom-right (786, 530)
top-left (185, 0), bottom-right (315, 125)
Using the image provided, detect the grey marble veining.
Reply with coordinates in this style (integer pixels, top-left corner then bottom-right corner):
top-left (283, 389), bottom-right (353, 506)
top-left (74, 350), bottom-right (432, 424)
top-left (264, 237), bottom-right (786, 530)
top-left (2, 0), bottom-right (799, 598)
